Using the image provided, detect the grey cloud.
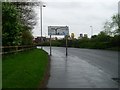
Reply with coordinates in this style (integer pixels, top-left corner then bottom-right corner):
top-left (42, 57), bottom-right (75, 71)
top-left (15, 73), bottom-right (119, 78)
top-left (33, 0), bottom-right (119, 38)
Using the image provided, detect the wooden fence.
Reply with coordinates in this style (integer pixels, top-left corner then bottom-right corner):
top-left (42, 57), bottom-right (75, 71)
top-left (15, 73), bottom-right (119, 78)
top-left (1, 45), bottom-right (36, 54)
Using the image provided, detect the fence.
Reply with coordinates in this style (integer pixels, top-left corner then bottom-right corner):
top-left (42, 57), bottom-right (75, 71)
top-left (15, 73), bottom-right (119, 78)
top-left (1, 45), bottom-right (36, 54)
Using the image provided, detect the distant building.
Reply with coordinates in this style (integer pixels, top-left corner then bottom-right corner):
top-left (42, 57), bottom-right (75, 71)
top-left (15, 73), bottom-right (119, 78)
top-left (71, 33), bottom-right (75, 40)
top-left (83, 34), bottom-right (88, 38)
top-left (34, 37), bottom-right (49, 43)
top-left (80, 34), bottom-right (83, 38)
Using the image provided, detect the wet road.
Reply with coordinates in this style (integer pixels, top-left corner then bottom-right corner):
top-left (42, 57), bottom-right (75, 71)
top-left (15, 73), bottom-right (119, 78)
top-left (38, 46), bottom-right (119, 88)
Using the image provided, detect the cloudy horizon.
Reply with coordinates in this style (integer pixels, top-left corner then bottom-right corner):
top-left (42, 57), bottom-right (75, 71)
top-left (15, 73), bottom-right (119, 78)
top-left (33, 0), bottom-right (119, 38)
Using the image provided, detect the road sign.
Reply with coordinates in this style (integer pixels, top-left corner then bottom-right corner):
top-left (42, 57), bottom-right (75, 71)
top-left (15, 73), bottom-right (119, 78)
top-left (48, 26), bottom-right (69, 35)
top-left (48, 26), bottom-right (69, 56)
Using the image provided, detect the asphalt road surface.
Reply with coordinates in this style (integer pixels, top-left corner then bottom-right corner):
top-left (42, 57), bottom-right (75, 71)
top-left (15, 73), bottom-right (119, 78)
top-left (38, 46), bottom-right (119, 88)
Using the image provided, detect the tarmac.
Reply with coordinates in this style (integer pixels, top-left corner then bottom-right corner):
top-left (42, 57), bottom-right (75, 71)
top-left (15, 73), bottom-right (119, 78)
top-left (39, 47), bottom-right (119, 88)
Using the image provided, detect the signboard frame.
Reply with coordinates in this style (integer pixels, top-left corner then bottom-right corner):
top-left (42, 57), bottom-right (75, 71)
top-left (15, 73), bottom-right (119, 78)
top-left (48, 26), bottom-right (69, 36)
top-left (48, 26), bottom-right (69, 56)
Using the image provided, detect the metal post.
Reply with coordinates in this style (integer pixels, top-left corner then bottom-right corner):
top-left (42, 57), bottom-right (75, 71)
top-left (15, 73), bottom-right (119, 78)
top-left (66, 35), bottom-right (68, 56)
top-left (40, 6), bottom-right (43, 49)
top-left (50, 35), bottom-right (52, 56)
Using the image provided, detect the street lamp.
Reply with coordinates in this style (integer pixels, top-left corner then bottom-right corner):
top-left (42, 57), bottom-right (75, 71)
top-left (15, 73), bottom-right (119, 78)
top-left (40, 4), bottom-right (46, 49)
top-left (90, 26), bottom-right (93, 38)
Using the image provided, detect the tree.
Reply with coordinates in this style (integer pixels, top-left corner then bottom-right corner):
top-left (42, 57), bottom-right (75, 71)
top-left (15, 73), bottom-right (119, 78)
top-left (2, 2), bottom-right (37, 46)
top-left (22, 30), bottom-right (33, 45)
top-left (111, 14), bottom-right (120, 35)
top-left (103, 21), bottom-right (112, 36)
top-left (13, 2), bottom-right (37, 45)
top-left (103, 14), bottom-right (120, 36)
top-left (97, 31), bottom-right (111, 42)
top-left (2, 2), bottom-right (22, 46)
top-left (13, 2), bottom-right (37, 30)
top-left (91, 35), bottom-right (97, 39)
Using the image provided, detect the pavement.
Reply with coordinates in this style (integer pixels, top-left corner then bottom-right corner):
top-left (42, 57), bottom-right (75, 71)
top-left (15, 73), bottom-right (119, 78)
top-left (38, 46), bottom-right (119, 88)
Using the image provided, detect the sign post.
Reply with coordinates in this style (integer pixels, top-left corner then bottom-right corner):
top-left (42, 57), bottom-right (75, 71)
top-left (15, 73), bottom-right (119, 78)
top-left (50, 35), bottom-right (52, 56)
top-left (66, 35), bottom-right (68, 56)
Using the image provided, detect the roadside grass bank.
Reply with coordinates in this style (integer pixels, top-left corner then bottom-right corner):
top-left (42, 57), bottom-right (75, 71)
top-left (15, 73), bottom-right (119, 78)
top-left (2, 48), bottom-right (49, 89)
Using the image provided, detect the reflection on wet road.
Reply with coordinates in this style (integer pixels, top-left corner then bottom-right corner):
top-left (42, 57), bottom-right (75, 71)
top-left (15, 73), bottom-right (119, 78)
top-left (38, 46), bottom-right (118, 88)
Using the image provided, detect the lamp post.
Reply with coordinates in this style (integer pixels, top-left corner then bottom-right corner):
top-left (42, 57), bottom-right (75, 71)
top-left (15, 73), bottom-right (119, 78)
top-left (40, 4), bottom-right (46, 49)
top-left (90, 26), bottom-right (93, 38)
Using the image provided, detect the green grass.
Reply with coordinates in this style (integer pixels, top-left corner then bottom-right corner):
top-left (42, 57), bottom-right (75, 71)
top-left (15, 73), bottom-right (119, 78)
top-left (2, 49), bottom-right (49, 88)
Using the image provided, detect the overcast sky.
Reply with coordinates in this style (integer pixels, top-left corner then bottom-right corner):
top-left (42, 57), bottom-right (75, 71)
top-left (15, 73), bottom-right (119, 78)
top-left (33, 0), bottom-right (119, 38)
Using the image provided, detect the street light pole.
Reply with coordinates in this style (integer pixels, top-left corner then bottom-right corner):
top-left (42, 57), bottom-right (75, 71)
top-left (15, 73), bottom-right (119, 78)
top-left (40, 4), bottom-right (46, 49)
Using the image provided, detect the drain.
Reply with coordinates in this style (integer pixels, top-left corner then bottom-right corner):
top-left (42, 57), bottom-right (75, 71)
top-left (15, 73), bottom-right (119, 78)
top-left (112, 78), bottom-right (120, 83)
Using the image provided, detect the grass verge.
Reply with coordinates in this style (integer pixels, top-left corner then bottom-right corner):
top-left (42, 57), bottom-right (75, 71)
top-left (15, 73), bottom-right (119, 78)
top-left (2, 49), bottom-right (49, 88)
